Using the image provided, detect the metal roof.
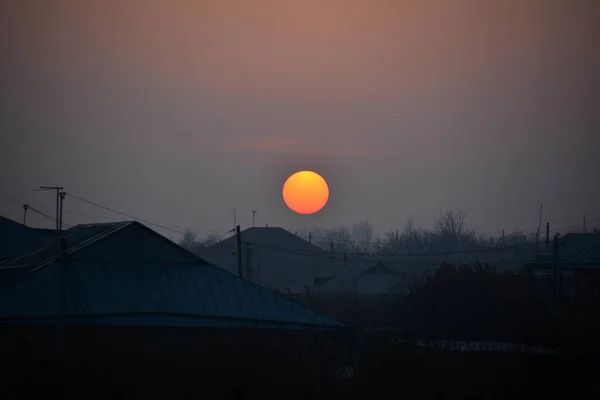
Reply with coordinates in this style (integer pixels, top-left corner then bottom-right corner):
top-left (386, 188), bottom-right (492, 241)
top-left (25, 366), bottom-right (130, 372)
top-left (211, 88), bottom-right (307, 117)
top-left (197, 227), bottom-right (333, 291)
top-left (559, 233), bottom-right (600, 265)
top-left (0, 221), bottom-right (344, 330)
top-left (0, 216), bottom-right (55, 261)
top-left (0, 221), bottom-right (132, 270)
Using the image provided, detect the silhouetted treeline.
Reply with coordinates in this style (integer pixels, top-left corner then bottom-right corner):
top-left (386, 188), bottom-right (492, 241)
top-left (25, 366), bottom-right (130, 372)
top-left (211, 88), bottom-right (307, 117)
top-left (297, 262), bottom-right (600, 352)
top-left (300, 209), bottom-right (533, 255)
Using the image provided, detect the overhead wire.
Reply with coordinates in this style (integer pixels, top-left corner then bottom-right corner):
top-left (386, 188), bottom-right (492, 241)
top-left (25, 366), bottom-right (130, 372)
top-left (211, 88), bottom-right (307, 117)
top-left (244, 239), bottom-right (543, 258)
top-left (26, 205), bottom-right (73, 229)
top-left (0, 195), bottom-right (115, 222)
top-left (67, 193), bottom-right (229, 236)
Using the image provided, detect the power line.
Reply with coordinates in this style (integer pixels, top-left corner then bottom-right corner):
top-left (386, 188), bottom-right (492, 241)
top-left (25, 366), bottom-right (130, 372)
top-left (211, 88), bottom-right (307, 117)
top-left (0, 196), bottom-right (113, 222)
top-left (67, 193), bottom-right (228, 236)
top-left (244, 240), bottom-right (543, 258)
top-left (26, 205), bottom-right (72, 229)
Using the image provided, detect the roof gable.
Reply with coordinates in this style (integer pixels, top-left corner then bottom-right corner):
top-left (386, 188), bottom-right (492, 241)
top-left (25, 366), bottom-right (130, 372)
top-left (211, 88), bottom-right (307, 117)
top-left (0, 222), bottom-right (343, 329)
top-left (202, 227), bottom-right (326, 255)
top-left (197, 227), bottom-right (332, 290)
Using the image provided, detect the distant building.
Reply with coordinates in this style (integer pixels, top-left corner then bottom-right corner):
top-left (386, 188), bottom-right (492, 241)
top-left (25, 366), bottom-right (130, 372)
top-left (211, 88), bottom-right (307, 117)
top-left (0, 216), bottom-right (57, 262)
top-left (0, 221), bottom-right (344, 330)
top-left (524, 232), bottom-right (600, 301)
top-left (196, 226), bottom-right (334, 293)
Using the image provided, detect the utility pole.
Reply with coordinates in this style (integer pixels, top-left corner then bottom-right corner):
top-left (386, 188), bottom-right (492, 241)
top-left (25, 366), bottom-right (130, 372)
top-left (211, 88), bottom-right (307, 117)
top-left (308, 232), bottom-right (312, 244)
top-left (59, 192), bottom-right (66, 231)
top-left (251, 210), bottom-right (257, 228)
top-left (545, 222), bottom-right (550, 247)
top-left (502, 229), bottom-right (505, 245)
top-left (236, 225), bottom-right (242, 277)
top-left (552, 233), bottom-right (561, 305)
top-left (535, 202), bottom-right (543, 256)
top-left (23, 204), bottom-right (29, 225)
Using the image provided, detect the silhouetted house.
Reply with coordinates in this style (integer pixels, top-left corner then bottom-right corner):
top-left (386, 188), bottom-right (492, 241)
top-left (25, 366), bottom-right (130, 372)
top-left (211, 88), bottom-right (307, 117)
top-left (0, 221), bottom-right (344, 330)
top-left (294, 259), bottom-right (406, 296)
top-left (524, 233), bottom-right (600, 301)
top-left (0, 216), bottom-right (57, 262)
top-left (196, 227), bottom-right (332, 293)
top-left (0, 221), bottom-right (353, 390)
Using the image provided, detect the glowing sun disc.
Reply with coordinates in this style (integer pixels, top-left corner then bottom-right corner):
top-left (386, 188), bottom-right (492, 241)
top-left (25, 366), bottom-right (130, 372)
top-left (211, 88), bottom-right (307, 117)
top-left (282, 171), bottom-right (329, 215)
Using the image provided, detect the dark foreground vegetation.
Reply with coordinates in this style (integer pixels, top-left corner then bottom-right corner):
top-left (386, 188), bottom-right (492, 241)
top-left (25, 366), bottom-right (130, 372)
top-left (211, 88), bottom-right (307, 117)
top-left (0, 326), bottom-right (597, 399)
top-left (298, 263), bottom-right (600, 351)
top-left (1, 263), bottom-right (599, 398)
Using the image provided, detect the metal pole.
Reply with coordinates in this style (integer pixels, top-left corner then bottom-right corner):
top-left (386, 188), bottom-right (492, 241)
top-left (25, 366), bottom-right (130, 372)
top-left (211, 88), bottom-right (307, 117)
top-left (236, 225), bottom-right (242, 277)
top-left (55, 188), bottom-right (59, 231)
top-left (59, 192), bottom-right (66, 231)
top-left (36, 186), bottom-right (63, 232)
top-left (23, 204), bottom-right (29, 225)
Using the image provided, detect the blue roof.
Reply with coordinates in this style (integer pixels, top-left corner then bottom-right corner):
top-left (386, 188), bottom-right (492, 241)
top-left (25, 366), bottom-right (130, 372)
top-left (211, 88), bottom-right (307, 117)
top-left (0, 221), bottom-right (344, 330)
top-left (0, 216), bottom-right (56, 261)
top-left (559, 233), bottom-right (600, 266)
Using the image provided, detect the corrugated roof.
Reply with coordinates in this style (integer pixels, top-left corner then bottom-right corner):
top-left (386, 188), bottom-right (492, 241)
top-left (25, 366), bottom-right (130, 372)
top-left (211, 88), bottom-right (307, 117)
top-left (0, 221), bottom-right (344, 330)
top-left (559, 233), bottom-right (600, 265)
top-left (0, 221), bottom-right (131, 269)
top-left (0, 216), bottom-right (55, 261)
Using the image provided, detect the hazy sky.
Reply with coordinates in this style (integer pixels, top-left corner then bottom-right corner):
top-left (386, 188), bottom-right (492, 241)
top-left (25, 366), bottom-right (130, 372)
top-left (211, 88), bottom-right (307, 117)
top-left (1, 0), bottom-right (599, 239)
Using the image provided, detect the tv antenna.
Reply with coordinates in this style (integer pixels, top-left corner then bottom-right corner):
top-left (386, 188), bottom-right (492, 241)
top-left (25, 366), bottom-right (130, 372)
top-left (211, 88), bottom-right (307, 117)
top-left (34, 186), bottom-right (63, 231)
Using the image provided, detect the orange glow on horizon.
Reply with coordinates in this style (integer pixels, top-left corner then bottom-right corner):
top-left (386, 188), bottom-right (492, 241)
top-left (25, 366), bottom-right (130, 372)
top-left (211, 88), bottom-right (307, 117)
top-left (282, 171), bottom-right (329, 215)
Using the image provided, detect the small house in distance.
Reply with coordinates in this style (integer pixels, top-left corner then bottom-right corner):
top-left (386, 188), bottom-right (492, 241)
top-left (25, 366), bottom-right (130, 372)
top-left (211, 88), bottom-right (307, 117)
top-left (196, 226), bottom-right (334, 293)
top-left (524, 232), bottom-right (600, 302)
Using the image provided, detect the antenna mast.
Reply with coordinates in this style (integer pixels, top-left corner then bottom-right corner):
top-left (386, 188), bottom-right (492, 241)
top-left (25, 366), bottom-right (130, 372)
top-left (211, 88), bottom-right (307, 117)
top-left (35, 186), bottom-right (63, 231)
top-left (23, 204), bottom-right (29, 225)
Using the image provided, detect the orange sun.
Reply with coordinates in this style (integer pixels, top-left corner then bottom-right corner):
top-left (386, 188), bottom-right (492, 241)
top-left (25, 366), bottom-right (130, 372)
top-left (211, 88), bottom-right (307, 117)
top-left (282, 171), bottom-right (329, 215)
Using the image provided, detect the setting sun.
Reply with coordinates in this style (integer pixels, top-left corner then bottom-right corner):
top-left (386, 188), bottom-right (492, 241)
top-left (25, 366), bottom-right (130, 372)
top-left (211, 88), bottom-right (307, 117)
top-left (282, 171), bottom-right (329, 215)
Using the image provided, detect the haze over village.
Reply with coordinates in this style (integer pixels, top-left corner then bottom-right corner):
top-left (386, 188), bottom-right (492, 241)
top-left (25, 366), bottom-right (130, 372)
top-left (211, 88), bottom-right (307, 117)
top-left (1, 0), bottom-right (599, 397)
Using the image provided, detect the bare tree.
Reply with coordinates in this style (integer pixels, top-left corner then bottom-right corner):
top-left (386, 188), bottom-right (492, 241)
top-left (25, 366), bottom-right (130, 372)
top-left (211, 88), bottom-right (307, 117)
top-left (179, 229), bottom-right (198, 250)
top-left (202, 232), bottom-right (224, 247)
top-left (432, 209), bottom-right (476, 251)
top-left (404, 215), bottom-right (415, 233)
top-left (352, 220), bottom-right (373, 253)
top-left (295, 228), bottom-right (311, 242)
top-left (319, 227), bottom-right (353, 253)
